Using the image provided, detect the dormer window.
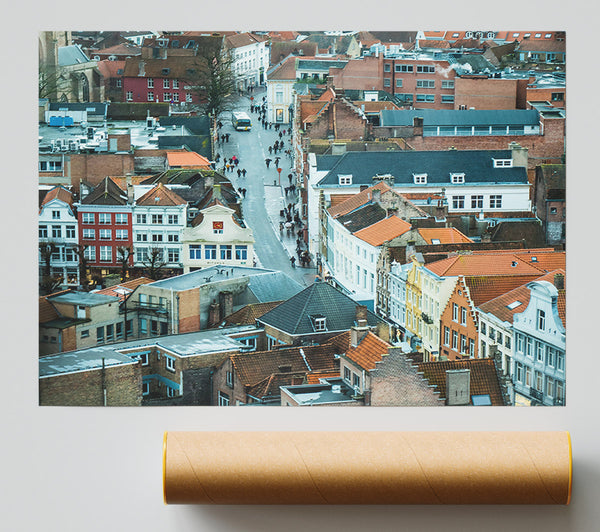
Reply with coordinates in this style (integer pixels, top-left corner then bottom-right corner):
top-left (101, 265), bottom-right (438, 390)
top-left (310, 314), bottom-right (327, 332)
top-left (450, 173), bottom-right (465, 184)
top-left (493, 158), bottom-right (513, 168)
top-left (338, 174), bottom-right (352, 185)
top-left (413, 173), bottom-right (427, 184)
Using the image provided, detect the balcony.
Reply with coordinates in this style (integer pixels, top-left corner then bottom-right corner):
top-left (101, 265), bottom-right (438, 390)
top-left (529, 387), bottom-right (544, 402)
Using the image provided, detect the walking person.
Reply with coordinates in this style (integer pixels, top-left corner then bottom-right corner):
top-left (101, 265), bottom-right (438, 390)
top-left (241, 168), bottom-right (247, 177)
top-left (265, 158), bottom-right (272, 168)
top-left (290, 256), bottom-right (296, 268)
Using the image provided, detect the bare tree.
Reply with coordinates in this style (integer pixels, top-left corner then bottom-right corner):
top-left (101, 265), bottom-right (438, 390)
top-left (185, 35), bottom-right (237, 119)
top-left (39, 63), bottom-right (64, 101)
top-left (116, 246), bottom-right (133, 282)
top-left (73, 244), bottom-right (90, 290)
top-left (39, 241), bottom-right (62, 295)
top-left (143, 247), bottom-right (167, 281)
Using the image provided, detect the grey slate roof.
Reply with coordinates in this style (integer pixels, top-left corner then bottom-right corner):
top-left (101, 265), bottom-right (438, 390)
top-left (257, 281), bottom-right (384, 336)
top-left (58, 45), bottom-right (91, 66)
top-left (247, 271), bottom-right (304, 303)
top-left (296, 59), bottom-right (348, 71)
top-left (315, 150), bottom-right (528, 187)
top-left (337, 203), bottom-right (386, 233)
top-left (380, 109), bottom-right (540, 127)
top-left (81, 177), bottom-right (129, 205)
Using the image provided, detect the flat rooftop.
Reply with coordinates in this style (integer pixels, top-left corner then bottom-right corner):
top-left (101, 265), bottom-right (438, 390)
top-left (48, 292), bottom-right (120, 307)
top-left (150, 266), bottom-right (276, 291)
top-left (39, 324), bottom-right (261, 377)
top-left (281, 378), bottom-right (360, 405)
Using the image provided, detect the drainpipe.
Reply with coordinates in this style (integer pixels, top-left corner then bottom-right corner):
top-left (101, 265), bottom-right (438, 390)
top-left (101, 357), bottom-right (107, 406)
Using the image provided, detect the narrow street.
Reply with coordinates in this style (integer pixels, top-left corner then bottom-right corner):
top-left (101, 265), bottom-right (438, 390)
top-left (214, 90), bottom-right (317, 287)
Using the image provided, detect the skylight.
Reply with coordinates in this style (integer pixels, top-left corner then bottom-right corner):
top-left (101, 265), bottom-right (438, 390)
top-left (506, 301), bottom-right (522, 310)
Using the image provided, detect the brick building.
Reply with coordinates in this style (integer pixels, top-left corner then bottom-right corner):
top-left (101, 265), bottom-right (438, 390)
top-left (533, 164), bottom-right (565, 245)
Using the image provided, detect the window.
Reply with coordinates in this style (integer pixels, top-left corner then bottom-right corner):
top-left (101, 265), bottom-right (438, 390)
top-left (106, 324), bottom-right (114, 342)
top-left (235, 245), bottom-right (247, 260)
top-left (480, 322), bottom-right (487, 335)
top-left (151, 233), bottom-right (163, 242)
top-left (218, 391), bottom-right (230, 406)
top-left (469, 339), bottom-right (475, 356)
top-left (172, 93), bottom-right (179, 102)
top-left (166, 386), bottom-right (176, 398)
top-left (100, 246), bottom-right (112, 262)
top-left (353, 373), bottom-right (360, 389)
top-left (52, 210), bottom-right (60, 219)
top-left (314, 317), bottom-right (326, 331)
top-left (82, 229), bottom-right (94, 240)
top-left (65, 226), bottom-right (76, 239)
top-left (142, 382), bottom-right (150, 396)
top-left (167, 214), bottom-right (179, 225)
top-left (444, 326), bottom-right (450, 346)
top-left (460, 334), bottom-right (467, 354)
top-left (452, 330), bottom-right (458, 350)
top-left (525, 366), bottom-right (532, 386)
top-left (151, 214), bottom-right (163, 224)
top-left (84, 246), bottom-right (96, 261)
top-left (99, 229), bottom-right (111, 240)
top-left (98, 213), bottom-right (111, 224)
top-left (480, 341), bottom-right (486, 357)
top-left (115, 213), bottom-right (127, 224)
top-left (140, 318), bottom-right (148, 334)
top-left (136, 214), bottom-right (147, 224)
top-left (384, 64), bottom-right (391, 72)
top-left (163, 79), bottom-right (169, 89)
top-left (226, 371), bottom-right (233, 387)
top-left (537, 309), bottom-right (546, 331)
top-left (557, 352), bottom-right (565, 371)
top-left (136, 233), bottom-right (147, 242)
top-left (167, 233), bottom-right (179, 242)
top-left (338, 175), bottom-right (352, 185)
top-left (396, 79), bottom-right (403, 88)
top-left (452, 304), bottom-right (459, 322)
top-left (546, 347), bottom-right (555, 367)
top-left (536, 341), bottom-right (545, 362)
top-left (452, 196), bottom-right (465, 209)
top-left (460, 306), bottom-right (467, 325)
top-left (383, 78), bottom-right (391, 88)
top-left (165, 355), bottom-right (175, 372)
top-left (173, 79), bottom-right (179, 89)
top-left (395, 64), bottom-right (413, 72)
top-left (344, 367), bottom-right (351, 382)
top-left (220, 245), bottom-right (232, 260)
top-left (416, 94), bottom-right (435, 102)
top-left (126, 91), bottom-right (133, 101)
top-left (147, 78), bottom-right (154, 88)
top-left (213, 221), bottom-right (224, 234)
top-left (147, 92), bottom-right (154, 102)
top-left (413, 173), bottom-right (427, 184)
top-left (515, 362), bottom-right (523, 383)
top-left (163, 93), bottom-right (171, 102)
top-left (204, 245), bottom-right (217, 260)
top-left (552, 92), bottom-right (564, 101)
top-left (493, 159), bottom-right (512, 168)
top-left (116, 229), bottom-right (128, 240)
top-left (489, 195), bottom-right (502, 209)
top-left (81, 329), bottom-right (89, 339)
top-left (516, 334), bottom-right (524, 353)
top-left (186, 93), bottom-right (192, 103)
top-left (416, 80), bottom-right (435, 88)
top-left (168, 249), bottom-right (179, 263)
top-left (441, 80), bottom-right (454, 89)
top-left (151, 320), bottom-right (158, 335)
top-left (505, 336), bottom-right (511, 349)
top-left (39, 225), bottom-right (48, 238)
top-left (116, 322), bottom-right (123, 340)
top-left (489, 327), bottom-right (495, 341)
top-left (416, 65), bottom-right (435, 73)
top-left (189, 245), bottom-right (202, 260)
top-left (525, 337), bottom-right (532, 357)
top-left (441, 95), bottom-right (455, 103)
top-left (451, 173), bottom-right (465, 184)
top-left (96, 326), bottom-right (104, 343)
top-left (471, 195), bottom-right (484, 209)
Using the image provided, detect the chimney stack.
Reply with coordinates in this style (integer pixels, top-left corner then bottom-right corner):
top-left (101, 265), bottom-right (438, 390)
top-left (554, 273), bottom-right (565, 290)
top-left (509, 141), bottom-right (528, 168)
top-left (126, 173), bottom-right (134, 204)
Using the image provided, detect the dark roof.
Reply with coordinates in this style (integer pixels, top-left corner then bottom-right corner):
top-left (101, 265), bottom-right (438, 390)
top-left (336, 203), bottom-right (387, 233)
top-left (450, 54), bottom-right (495, 72)
top-left (223, 301), bottom-right (283, 326)
top-left (296, 58), bottom-right (349, 71)
top-left (81, 177), bottom-right (128, 205)
top-left (257, 281), bottom-right (384, 336)
top-left (417, 358), bottom-right (507, 405)
top-left (489, 220), bottom-right (546, 248)
top-left (316, 150), bottom-right (528, 187)
top-left (368, 31), bottom-right (418, 43)
top-left (537, 165), bottom-right (565, 194)
top-left (380, 109), bottom-right (540, 127)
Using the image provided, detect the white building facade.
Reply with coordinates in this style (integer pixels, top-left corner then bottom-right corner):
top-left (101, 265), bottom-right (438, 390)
top-left (227, 33), bottom-right (270, 90)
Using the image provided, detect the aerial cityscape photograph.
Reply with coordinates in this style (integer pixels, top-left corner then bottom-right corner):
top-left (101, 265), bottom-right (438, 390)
top-left (37, 29), bottom-right (566, 407)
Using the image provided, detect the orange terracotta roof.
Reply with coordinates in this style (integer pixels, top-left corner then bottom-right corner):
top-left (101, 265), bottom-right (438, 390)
top-left (268, 55), bottom-right (298, 80)
top-left (417, 227), bottom-right (473, 245)
top-left (306, 369), bottom-right (341, 384)
top-left (464, 274), bottom-right (543, 306)
top-left (318, 88), bottom-right (336, 102)
top-left (353, 100), bottom-right (401, 113)
top-left (108, 175), bottom-right (151, 190)
top-left (328, 182), bottom-right (392, 218)
top-left (514, 250), bottom-right (565, 272)
top-left (136, 182), bottom-right (187, 206)
top-left (300, 100), bottom-right (330, 125)
top-left (353, 215), bottom-right (412, 247)
top-left (41, 186), bottom-right (73, 209)
top-left (167, 151), bottom-right (211, 168)
top-left (344, 331), bottom-right (391, 371)
top-left (425, 253), bottom-right (548, 277)
top-left (39, 291), bottom-right (71, 323)
top-left (329, 194), bottom-right (355, 208)
top-left (403, 192), bottom-right (444, 201)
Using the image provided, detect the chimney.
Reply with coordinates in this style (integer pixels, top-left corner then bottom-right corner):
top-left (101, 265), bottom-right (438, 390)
top-left (138, 60), bottom-right (145, 76)
top-left (554, 273), bottom-right (565, 290)
top-left (446, 369), bottom-right (470, 406)
top-left (219, 291), bottom-right (233, 320)
top-left (355, 305), bottom-right (368, 324)
top-left (126, 173), bottom-right (134, 204)
top-left (509, 142), bottom-right (528, 168)
top-left (372, 187), bottom-right (381, 204)
top-left (208, 300), bottom-right (221, 328)
top-left (331, 142), bottom-right (347, 155)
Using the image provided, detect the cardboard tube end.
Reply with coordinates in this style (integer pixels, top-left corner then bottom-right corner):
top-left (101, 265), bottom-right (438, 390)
top-left (162, 431), bottom-right (168, 505)
top-left (567, 431), bottom-right (572, 505)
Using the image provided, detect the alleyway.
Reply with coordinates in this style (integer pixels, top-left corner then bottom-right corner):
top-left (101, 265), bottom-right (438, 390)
top-left (213, 90), bottom-right (318, 287)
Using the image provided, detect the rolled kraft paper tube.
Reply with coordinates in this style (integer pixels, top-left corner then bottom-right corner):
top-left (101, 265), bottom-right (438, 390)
top-left (163, 431), bottom-right (572, 505)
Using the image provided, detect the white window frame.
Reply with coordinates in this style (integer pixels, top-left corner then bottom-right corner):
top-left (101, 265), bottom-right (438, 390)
top-left (165, 356), bottom-right (175, 372)
top-left (493, 158), bottom-right (513, 168)
top-left (98, 213), bottom-right (111, 225)
top-left (100, 246), bottom-right (112, 262)
top-left (489, 195), bottom-right (502, 209)
top-left (82, 212), bottom-right (94, 224)
top-left (413, 173), bottom-right (427, 184)
top-left (338, 175), bottom-right (352, 185)
top-left (147, 78), bottom-right (154, 88)
top-left (450, 173), bottom-right (465, 184)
